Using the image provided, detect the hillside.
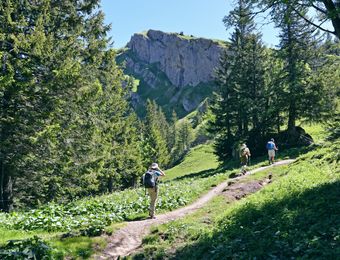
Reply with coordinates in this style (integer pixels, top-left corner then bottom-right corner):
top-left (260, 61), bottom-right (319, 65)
top-left (131, 138), bottom-right (340, 259)
top-left (117, 29), bottom-right (228, 117)
top-left (1, 125), bottom-right (338, 259)
top-left (1, 2), bottom-right (339, 259)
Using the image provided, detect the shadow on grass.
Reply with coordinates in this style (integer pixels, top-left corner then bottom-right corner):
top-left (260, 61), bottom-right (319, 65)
top-left (170, 180), bottom-right (340, 259)
top-left (276, 144), bottom-right (316, 160)
top-left (167, 167), bottom-right (224, 182)
top-left (165, 161), bottom-right (240, 182)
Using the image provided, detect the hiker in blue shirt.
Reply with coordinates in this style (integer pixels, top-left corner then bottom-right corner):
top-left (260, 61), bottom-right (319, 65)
top-left (146, 163), bottom-right (165, 219)
top-left (266, 138), bottom-right (278, 164)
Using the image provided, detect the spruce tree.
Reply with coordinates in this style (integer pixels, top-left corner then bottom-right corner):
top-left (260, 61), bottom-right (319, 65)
top-left (143, 100), bottom-right (170, 168)
top-left (273, 3), bottom-right (325, 139)
top-left (209, 0), bottom-right (267, 160)
top-left (0, 0), bottom-right (142, 210)
top-left (173, 119), bottom-right (194, 163)
top-left (247, 0), bottom-right (340, 39)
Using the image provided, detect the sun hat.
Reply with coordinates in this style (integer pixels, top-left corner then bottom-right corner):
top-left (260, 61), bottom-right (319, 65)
top-left (151, 163), bottom-right (159, 169)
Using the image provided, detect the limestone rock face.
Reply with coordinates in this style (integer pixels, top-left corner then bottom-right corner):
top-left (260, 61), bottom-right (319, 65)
top-left (125, 29), bottom-right (226, 88)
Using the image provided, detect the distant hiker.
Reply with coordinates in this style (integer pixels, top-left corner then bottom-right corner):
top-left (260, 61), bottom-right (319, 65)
top-left (239, 143), bottom-right (251, 175)
top-left (266, 138), bottom-right (278, 164)
top-left (142, 163), bottom-right (165, 219)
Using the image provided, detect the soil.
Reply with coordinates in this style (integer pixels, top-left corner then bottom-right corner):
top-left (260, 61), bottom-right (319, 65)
top-left (93, 160), bottom-right (294, 259)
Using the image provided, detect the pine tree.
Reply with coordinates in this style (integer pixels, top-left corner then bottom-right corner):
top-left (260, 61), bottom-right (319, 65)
top-left (143, 100), bottom-right (170, 168)
top-left (172, 119), bottom-right (194, 163)
top-left (0, 0), bottom-right (142, 210)
top-left (273, 3), bottom-right (326, 139)
top-left (209, 0), bottom-right (267, 160)
top-left (246, 0), bottom-right (340, 39)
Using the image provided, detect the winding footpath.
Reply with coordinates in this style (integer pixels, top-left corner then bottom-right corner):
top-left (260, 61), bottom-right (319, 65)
top-left (94, 159), bottom-right (294, 259)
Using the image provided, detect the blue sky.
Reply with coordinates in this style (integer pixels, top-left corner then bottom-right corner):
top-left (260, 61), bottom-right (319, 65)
top-left (100, 0), bottom-right (279, 49)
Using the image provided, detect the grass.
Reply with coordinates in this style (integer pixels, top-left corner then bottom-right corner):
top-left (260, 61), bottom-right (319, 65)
top-left (50, 236), bottom-right (106, 259)
top-left (134, 195), bottom-right (228, 259)
top-left (131, 139), bottom-right (340, 259)
top-left (163, 143), bottom-right (219, 181)
top-left (0, 227), bottom-right (107, 259)
top-left (299, 122), bottom-right (328, 143)
top-left (1, 123), bottom-right (333, 259)
top-left (131, 162), bottom-right (292, 259)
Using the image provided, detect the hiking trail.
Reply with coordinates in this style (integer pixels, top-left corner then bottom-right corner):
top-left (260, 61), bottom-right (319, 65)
top-left (93, 160), bottom-right (294, 259)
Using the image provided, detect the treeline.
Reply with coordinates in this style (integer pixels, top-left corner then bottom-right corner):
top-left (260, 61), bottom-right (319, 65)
top-left (0, 1), bottom-right (194, 211)
top-left (209, 0), bottom-right (339, 160)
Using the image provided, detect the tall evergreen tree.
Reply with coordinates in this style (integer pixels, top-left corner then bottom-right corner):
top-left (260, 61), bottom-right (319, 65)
top-left (209, 0), bottom-right (267, 160)
top-left (0, 0), bottom-right (142, 210)
top-left (273, 3), bottom-right (326, 138)
top-left (262, 48), bottom-right (286, 134)
top-left (247, 0), bottom-right (340, 39)
top-left (172, 119), bottom-right (194, 163)
top-left (143, 100), bottom-right (170, 168)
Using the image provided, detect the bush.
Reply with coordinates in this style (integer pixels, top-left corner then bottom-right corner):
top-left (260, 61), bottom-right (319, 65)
top-left (0, 236), bottom-right (53, 260)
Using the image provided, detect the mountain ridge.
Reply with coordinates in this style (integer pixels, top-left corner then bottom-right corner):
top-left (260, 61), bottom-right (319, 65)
top-left (117, 29), bottom-right (228, 117)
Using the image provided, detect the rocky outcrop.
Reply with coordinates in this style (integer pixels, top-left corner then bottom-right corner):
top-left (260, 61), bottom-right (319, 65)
top-left (124, 29), bottom-right (226, 88)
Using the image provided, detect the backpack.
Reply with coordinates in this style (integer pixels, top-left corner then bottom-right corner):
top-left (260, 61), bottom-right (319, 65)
top-left (240, 147), bottom-right (246, 157)
top-left (142, 170), bottom-right (156, 188)
top-left (266, 141), bottom-right (275, 150)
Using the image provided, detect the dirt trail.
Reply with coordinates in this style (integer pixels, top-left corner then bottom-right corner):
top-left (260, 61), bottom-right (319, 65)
top-left (93, 160), bottom-right (294, 259)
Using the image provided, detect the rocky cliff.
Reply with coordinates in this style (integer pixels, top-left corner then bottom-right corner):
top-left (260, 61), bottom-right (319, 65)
top-left (117, 29), bottom-right (228, 117)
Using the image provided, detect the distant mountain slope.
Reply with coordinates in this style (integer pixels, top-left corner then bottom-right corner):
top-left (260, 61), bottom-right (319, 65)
top-left (117, 30), bottom-right (228, 117)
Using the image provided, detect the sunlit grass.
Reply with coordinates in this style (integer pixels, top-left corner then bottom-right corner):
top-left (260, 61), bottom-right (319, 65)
top-left (1, 123), bottom-right (331, 259)
top-left (300, 122), bottom-right (328, 143)
top-left (133, 140), bottom-right (340, 259)
top-left (164, 143), bottom-right (219, 181)
top-left (50, 236), bottom-right (106, 259)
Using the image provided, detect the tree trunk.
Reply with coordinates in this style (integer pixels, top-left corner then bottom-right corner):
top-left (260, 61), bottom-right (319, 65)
top-left (286, 18), bottom-right (298, 139)
top-left (322, 0), bottom-right (340, 39)
top-left (0, 161), bottom-right (13, 212)
top-left (287, 102), bottom-right (296, 134)
top-left (108, 176), bottom-right (113, 193)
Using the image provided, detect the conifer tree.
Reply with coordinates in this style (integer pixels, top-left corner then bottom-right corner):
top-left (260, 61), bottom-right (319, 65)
top-left (0, 0), bottom-right (142, 210)
top-left (143, 100), bottom-right (170, 167)
top-left (209, 0), bottom-right (267, 159)
top-left (247, 0), bottom-right (340, 39)
top-left (172, 119), bottom-right (194, 163)
top-left (273, 3), bottom-right (325, 138)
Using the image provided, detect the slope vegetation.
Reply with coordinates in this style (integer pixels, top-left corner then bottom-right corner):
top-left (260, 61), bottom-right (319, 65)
top-left (132, 139), bottom-right (339, 259)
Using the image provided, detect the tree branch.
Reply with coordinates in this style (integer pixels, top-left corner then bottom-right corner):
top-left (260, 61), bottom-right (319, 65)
top-left (311, 3), bottom-right (327, 14)
top-left (291, 5), bottom-right (336, 34)
top-left (296, 1), bottom-right (328, 14)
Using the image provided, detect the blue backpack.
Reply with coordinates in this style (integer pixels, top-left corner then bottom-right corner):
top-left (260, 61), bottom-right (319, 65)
top-left (266, 141), bottom-right (275, 150)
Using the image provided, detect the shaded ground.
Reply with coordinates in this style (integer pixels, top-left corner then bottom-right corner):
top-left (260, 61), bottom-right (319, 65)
top-left (93, 160), bottom-right (294, 259)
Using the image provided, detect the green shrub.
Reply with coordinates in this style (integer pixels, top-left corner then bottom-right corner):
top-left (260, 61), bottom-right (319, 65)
top-left (0, 236), bottom-right (53, 260)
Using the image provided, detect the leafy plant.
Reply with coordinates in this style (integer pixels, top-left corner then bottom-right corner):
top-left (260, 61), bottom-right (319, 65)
top-left (0, 236), bottom-right (53, 260)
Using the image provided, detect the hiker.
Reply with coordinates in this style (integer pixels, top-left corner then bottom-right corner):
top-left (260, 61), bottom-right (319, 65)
top-left (239, 143), bottom-right (251, 175)
top-left (266, 138), bottom-right (278, 164)
top-left (144, 162), bottom-right (165, 219)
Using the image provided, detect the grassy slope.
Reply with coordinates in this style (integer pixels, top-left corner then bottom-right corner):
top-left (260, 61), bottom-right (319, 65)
top-left (163, 143), bottom-right (218, 181)
top-left (0, 144), bottom-right (223, 259)
top-left (1, 124), bottom-right (336, 259)
top-left (132, 127), bottom-right (339, 259)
